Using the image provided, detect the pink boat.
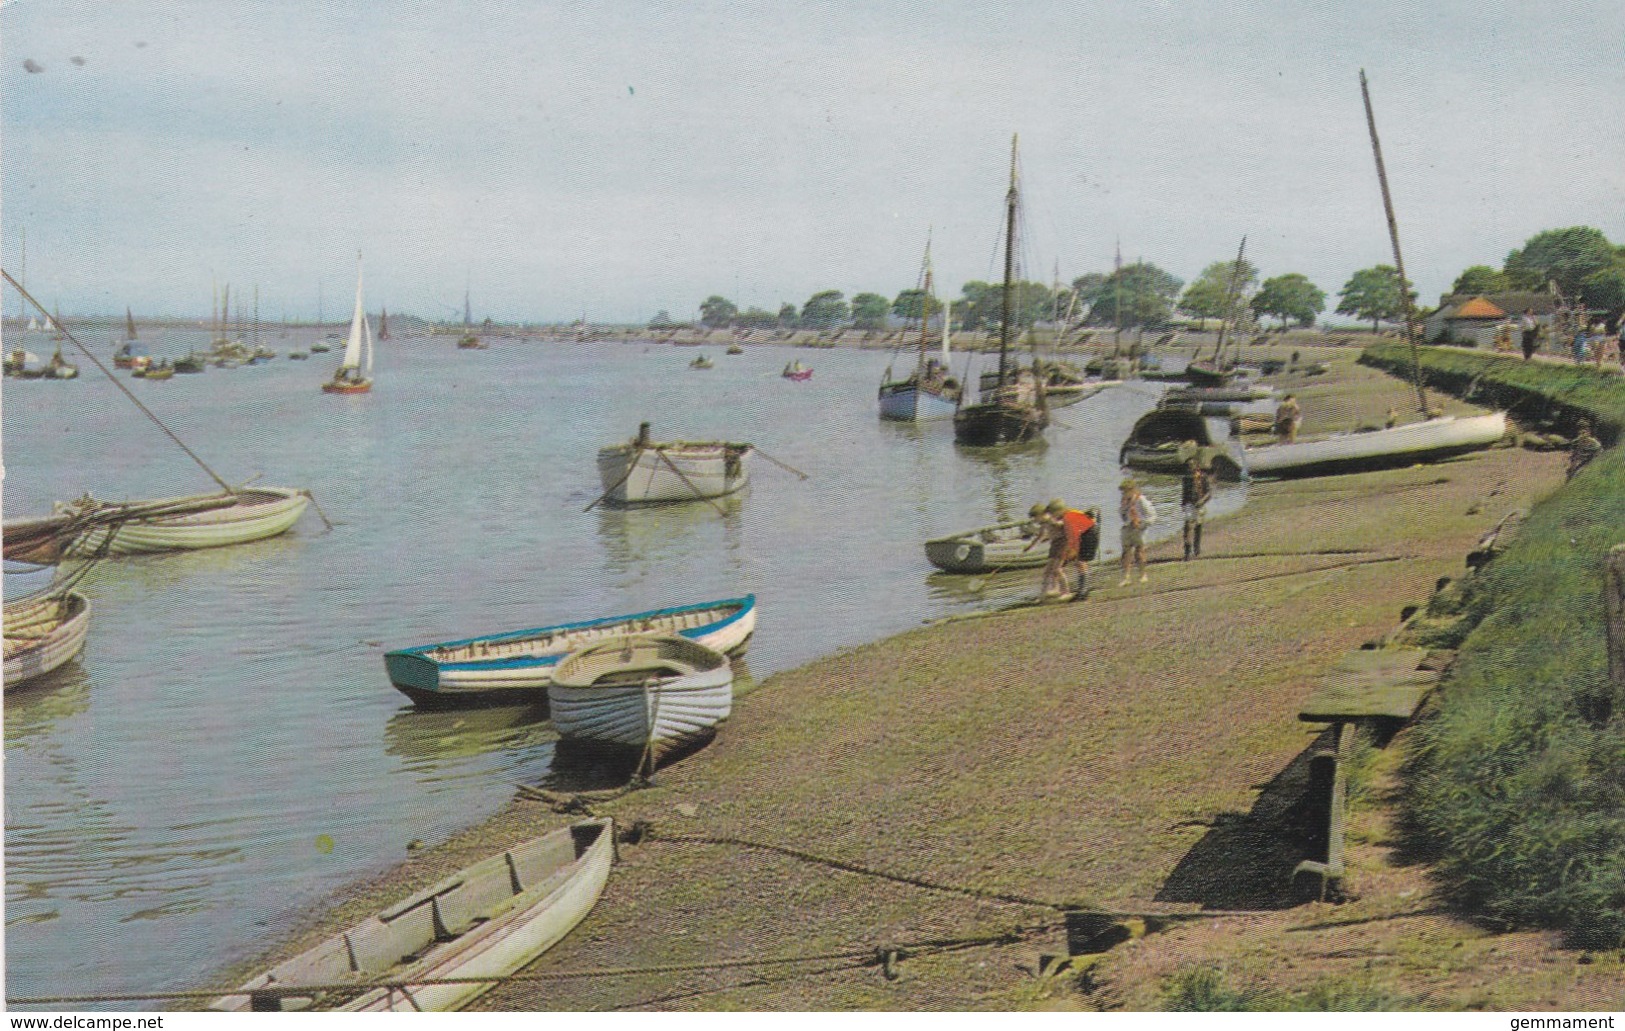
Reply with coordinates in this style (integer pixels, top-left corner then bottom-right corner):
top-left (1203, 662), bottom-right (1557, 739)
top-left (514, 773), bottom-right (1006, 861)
top-left (781, 361), bottom-right (813, 381)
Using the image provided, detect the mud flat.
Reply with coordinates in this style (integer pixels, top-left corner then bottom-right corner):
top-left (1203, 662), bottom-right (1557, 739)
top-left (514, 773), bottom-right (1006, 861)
top-left (216, 350), bottom-right (1620, 1011)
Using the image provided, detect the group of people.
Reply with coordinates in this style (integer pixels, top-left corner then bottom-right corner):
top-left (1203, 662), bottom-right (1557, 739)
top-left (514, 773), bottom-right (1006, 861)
top-left (1021, 458), bottom-right (1215, 599)
top-left (1498, 309), bottom-right (1622, 367)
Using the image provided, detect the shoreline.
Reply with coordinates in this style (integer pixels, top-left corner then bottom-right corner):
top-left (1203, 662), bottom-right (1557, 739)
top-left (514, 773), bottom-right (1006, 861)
top-left (205, 348), bottom-right (1605, 1011)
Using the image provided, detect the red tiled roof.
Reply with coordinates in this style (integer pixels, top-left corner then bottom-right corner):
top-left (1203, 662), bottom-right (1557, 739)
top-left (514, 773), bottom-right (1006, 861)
top-left (1453, 296), bottom-right (1505, 319)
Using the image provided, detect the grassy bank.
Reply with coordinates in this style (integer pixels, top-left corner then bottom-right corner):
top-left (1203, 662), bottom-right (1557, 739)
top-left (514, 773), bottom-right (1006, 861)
top-left (1360, 342), bottom-right (1625, 948)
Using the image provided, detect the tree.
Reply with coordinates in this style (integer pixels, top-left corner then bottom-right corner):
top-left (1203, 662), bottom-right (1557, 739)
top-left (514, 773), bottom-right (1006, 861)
top-left (699, 295), bottom-right (737, 328)
top-left (649, 309), bottom-right (675, 328)
top-left (1178, 259), bottom-right (1258, 325)
top-left (892, 288), bottom-right (940, 324)
top-left (799, 290), bottom-right (848, 330)
top-left (1450, 265), bottom-right (1508, 296)
top-left (1251, 273), bottom-right (1326, 328)
top-left (736, 306), bottom-right (778, 329)
top-left (1503, 227), bottom-right (1616, 297)
top-left (955, 280), bottom-right (1054, 332)
top-left (1336, 265), bottom-right (1413, 331)
top-left (850, 292), bottom-right (890, 330)
top-left (1075, 263), bottom-right (1182, 330)
top-left (777, 302), bottom-right (798, 328)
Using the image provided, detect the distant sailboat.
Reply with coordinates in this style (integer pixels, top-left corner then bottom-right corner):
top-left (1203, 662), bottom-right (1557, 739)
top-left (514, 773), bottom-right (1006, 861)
top-left (378, 306), bottom-right (391, 340)
top-left (457, 287), bottom-right (484, 349)
top-left (878, 233), bottom-right (960, 421)
top-left (323, 253), bottom-right (374, 394)
top-left (125, 307), bottom-right (138, 341)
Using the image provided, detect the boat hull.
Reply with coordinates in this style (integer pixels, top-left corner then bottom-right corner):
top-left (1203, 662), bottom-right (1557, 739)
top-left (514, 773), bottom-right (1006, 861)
top-left (4, 591), bottom-right (90, 689)
top-left (596, 443), bottom-right (750, 506)
top-left (60, 488), bottom-right (311, 557)
top-left (548, 636), bottom-right (733, 762)
top-left (1245, 412), bottom-right (1507, 479)
top-left (322, 379), bottom-right (372, 394)
top-left (953, 401), bottom-right (1047, 446)
top-left (213, 819), bottom-right (615, 1013)
top-left (924, 521), bottom-right (1048, 573)
top-left (878, 382), bottom-right (958, 421)
top-left (383, 595), bottom-right (756, 708)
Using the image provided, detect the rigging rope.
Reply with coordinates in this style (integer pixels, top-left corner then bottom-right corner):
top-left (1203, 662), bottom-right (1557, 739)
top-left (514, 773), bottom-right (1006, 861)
top-left (2, 270), bottom-right (234, 492)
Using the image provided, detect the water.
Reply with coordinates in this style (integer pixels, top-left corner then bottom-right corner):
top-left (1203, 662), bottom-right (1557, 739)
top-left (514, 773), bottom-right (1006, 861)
top-left (1, 330), bottom-right (1239, 1006)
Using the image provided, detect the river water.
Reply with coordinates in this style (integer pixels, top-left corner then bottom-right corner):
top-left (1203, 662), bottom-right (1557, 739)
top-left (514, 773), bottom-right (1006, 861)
top-left (1, 329), bottom-right (1239, 1006)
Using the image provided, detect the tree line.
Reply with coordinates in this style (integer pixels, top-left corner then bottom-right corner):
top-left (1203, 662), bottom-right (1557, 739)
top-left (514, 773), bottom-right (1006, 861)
top-left (673, 225), bottom-right (1625, 335)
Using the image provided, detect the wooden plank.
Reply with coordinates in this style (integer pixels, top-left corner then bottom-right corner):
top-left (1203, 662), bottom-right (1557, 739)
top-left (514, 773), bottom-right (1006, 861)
top-left (1298, 647), bottom-right (1439, 722)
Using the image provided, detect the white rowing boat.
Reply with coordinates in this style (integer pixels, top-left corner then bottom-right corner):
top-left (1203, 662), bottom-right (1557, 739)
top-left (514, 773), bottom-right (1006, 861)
top-left (596, 423), bottom-right (751, 506)
top-left (213, 818), bottom-right (615, 1012)
top-left (4, 590), bottom-right (90, 689)
top-left (4, 488), bottom-right (311, 561)
top-left (548, 635), bottom-right (733, 766)
top-left (923, 518), bottom-right (1048, 574)
top-left (1244, 412), bottom-right (1508, 479)
top-left (385, 595), bottom-right (755, 708)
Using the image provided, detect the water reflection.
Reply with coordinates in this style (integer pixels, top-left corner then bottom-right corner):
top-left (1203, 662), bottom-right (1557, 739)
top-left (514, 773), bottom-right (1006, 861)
top-left (4, 663), bottom-right (92, 742)
top-left (594, 494), bottom-right (745, 575)
top-left (384, 704), bottom-right (558, 787)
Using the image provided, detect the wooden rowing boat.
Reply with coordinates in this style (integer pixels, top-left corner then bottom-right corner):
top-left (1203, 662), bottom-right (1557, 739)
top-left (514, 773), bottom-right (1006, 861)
top-left (384, 595), bottom-right (756, 709)
top-left (924, 518), bottom-right (1048, 574)
top-left (1244, 412), bottom-right (1507, 479)
top-left (212, 818), bottom-right (615, 1012)
top-left (596, 424), bottom-right (752, 506)
top-left (548, 635), bottom-right (733, 765)
top-left (3, 488), bottom-right (310, 562)
top-left (4, 590), bottom-right (90, 689)
top-left (1118, 408), bottom-right (1246, 480)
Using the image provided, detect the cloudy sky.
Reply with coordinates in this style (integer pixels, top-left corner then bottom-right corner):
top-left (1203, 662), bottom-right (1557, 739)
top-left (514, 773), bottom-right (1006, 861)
top-left (4, 0), bottom-right (1622, 324)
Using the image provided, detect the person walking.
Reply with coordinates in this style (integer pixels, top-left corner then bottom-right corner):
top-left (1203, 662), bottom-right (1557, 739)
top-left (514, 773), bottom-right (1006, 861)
top-left (1180, 457), bottom-right (1212, 560)
top-left (1117, 479), bottom-right (1156, 586)
top-left (1520, 308), bottom-right (1539, 360)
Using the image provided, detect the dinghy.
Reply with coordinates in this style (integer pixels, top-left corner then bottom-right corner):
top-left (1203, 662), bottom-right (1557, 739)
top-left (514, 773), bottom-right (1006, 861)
top-left (595, 422), bottom-right (751, 506)
top-left (2, 488), bottom-right (310, 562)
top-left (924, 518), bottom-right (1049, 574)
top-left (323, 253), bottom-right (374, 394)
top-left (4, 590), bottom-right (90, 689)
top-left (384, 595), bottom-right (756, 708)
top-left (548, 635), bottom-right (733, 766)
top-left (1244, 412), bottom-right (1507, 479)
top-left (212, 819), bottom-right (615, 1012)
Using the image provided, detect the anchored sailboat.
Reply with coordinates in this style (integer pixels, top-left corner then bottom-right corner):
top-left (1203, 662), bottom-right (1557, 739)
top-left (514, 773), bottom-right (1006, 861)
top-left (953, 135), bottom-right (1048, 446)
top-left (323, 253), bottom-right (374, 394)
top-left (878, 233), bottom-right (960, 421)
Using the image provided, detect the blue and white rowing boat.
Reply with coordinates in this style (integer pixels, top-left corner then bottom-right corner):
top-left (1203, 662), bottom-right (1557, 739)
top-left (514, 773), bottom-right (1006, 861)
top-left (383, 595), bottom-right (756, 709)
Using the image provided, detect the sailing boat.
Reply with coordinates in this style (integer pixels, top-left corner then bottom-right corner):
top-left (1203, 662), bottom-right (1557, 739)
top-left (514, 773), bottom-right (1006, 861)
top-left (322, 253), bottom-right (374, 394)
top-left (113, 308), bottom-right (149, 370)
top-left (378, 306), bottom-right (391, 340)
top-left (878, 234), bottom-right (960, 421)
top-left (952, 136), bottom-right (1048, 446)
top-left (457, 287), bottom-right (485, 348)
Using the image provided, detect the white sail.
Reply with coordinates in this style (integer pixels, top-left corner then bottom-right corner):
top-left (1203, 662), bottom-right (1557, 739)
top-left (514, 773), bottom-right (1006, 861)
top-left (364, 314), bottom-right (374, 374)
top-left (342, 253), bottom-right (366, 371)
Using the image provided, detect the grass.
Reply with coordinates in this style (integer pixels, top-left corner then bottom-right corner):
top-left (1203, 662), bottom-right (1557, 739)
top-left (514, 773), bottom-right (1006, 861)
top-left (1161, 966), bottom-right (1422, 1011)
top-left (1364, 343), bottom-right (1625, 949)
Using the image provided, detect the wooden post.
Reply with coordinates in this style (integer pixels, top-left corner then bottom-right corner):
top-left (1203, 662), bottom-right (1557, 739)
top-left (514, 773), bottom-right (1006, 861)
top-left (1605, 545), bottom-right (1625, 714)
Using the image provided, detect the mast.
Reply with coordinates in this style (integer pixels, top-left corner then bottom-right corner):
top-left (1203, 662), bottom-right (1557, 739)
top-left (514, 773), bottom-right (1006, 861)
top-left (253, 284), bottom-right (259, 346)
top-left (1114, 240), bottom-right (1123, 351)
top-left (317, 281), bottom-right (323, 330)
top-left (17, 226), bottom-right (24, 325)
top-left (1211, 235), bottom-right (1248, 365)
top-left (464, 285), bottom-right (473, 330)
top-left (126, 307), bottom-right (137, 341)
top-left (1359, 69), bottom-right (1428, 413)
top-left (941, 260), bottom-right (952, 365)
top-left (917, 232), bottom-right (934, 369)
top-left (998, 134), bottom-right (1018, 388)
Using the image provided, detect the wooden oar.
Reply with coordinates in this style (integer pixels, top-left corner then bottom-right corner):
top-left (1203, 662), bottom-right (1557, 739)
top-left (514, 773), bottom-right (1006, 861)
top-left (750, 447), bottom-right (810, 480)
top-left (654, 448), bottom-right (729, 516)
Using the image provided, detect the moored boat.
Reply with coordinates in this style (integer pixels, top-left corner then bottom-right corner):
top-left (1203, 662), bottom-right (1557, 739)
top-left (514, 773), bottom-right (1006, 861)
top-left (782, 360), bottom-right (812, 380)
top-left (924, 517), bottom-right (1049, 573)
top-left (4, 590), bottom-right (90, 689)
top-left (1119, 408), bottom-right (1246, 480)
top-left (1243, 411), bottom-right (1507, 479)
top-left (596, 422), bottom-right (751, 506)
top-left (689, 353), bottom-right (714, 369)
top-left (879, 236), bottom-right (961, 421)
top-left (3, 488), bottom-right (311, 562)
top-left (212, 818), bottom-right (615, 1012)
top-left (384, 594), bottom-right (756, 708)
top-left (548, 635), bottom-right (733, 766)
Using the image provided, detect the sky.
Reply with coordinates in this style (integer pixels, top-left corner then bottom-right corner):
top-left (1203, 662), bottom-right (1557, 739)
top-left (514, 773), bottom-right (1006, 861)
top-left (3, 0), bottom-right (1622, 325)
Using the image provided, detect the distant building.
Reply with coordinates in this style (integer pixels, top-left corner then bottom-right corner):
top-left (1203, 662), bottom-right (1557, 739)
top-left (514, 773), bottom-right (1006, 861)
top-left (1424, 291), bottom-right (1559, 347)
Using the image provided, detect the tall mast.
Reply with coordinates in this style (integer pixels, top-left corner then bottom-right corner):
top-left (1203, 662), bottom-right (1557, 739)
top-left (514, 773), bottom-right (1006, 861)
top-left (917, 231), bottom-right (934, 368)
top-left (1212, 235), bottom-right (1248, 364)
top-left (1114, 240), bottom-right (1123, 350)
top-left (1360, 69), bottom-right (1428, 414)
top-left (998, 134), bottom-right (1018, 388)
top-left (253, 284), bottom-right (259, 345)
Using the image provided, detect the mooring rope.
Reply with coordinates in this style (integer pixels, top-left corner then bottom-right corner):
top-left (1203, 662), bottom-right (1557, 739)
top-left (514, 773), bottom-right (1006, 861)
top-left (3, 270), bottom-right (234, 492)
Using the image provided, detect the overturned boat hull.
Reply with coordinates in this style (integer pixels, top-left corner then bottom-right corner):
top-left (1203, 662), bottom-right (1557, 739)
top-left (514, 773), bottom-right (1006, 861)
top-left (1244, 412), bottom-right (1508, 479)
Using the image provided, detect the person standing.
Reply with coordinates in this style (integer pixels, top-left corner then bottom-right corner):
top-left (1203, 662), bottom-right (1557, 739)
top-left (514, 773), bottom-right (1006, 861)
top-left (1117, 479), bottom-right (1156, 586)
top-left (1273, 394), bottom-right (1302, 444)
top-left (1181, 458), bottom-right (1212, 560)
top-left (1520, 308), bottom-right (1539, 360)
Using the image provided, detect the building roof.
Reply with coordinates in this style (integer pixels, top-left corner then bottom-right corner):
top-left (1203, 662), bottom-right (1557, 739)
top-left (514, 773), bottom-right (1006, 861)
top-left (1437, 291), bottom-right (1560, 317)
top-left (1452, 296), bottom-right (1505, 319)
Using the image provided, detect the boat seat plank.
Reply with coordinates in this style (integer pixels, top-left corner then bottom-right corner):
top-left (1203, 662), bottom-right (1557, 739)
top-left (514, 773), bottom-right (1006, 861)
top-left (345, 905), bottom-right (439, 973)
top-left (1298, 648), bottom-right (1438, 722)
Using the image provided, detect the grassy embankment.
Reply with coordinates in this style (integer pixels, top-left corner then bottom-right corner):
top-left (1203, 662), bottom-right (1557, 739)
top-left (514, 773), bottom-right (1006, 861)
top-left (1359, 342), bottom-right (1625, 950)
